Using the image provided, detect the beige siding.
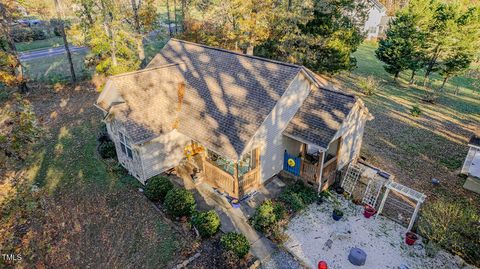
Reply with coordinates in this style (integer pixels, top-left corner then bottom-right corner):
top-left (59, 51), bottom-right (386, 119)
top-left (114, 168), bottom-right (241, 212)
top-left (331, 101), bottom-right (369, 170)
top-left (283, 135), bottom-right (303, 156)
top-left (107, 120), bottom-right (144, 181)
top-left (139, 130), bottom-right (190, 182)
top-left (244, 72), bottom-right (313, 182)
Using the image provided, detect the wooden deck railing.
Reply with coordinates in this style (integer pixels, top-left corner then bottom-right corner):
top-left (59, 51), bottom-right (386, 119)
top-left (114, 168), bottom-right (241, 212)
top-left (321, 157), bottom-right (338, 191)
top-left (239, 167), bottom-right (260, 196)
top-left (301, 159), bottom-right (318, 184)
top-left (203, 159), bottom-right (235, 196)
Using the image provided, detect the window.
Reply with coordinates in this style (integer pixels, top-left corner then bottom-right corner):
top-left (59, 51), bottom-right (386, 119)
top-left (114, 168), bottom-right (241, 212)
top-left (119, 132), bottom-right (133, 159)
top-left (369, 26), bottom-right (377, 34)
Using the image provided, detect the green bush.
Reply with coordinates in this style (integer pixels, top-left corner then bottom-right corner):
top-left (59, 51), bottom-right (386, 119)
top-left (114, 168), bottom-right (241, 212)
top-left (98, 140), bottom-right (116, 159)
top-left (358, 75), bottom-right (379, 96)
top-left (418, 198), bottom-right (480, 266)
top-left (191, 210), bottom-right (221, 237)
top-left (279, 181), bottom-right (317, 212)
top-left (144, 176), bottom-right (174, 202)
top-left (252, 200), bottom-right (276, 232)
top-left (273, 202), bottom-right (287, 222)
top-left (410, 104), bottom-right (422, 117)
top-left (164, 188), bottom-right (196, 217)
top-left (220, 232), bottom-right (250, 259)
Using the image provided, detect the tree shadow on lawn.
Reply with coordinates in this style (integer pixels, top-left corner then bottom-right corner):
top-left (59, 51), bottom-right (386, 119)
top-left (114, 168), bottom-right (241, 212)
top-left (0, 86), bottom-right (186, 268)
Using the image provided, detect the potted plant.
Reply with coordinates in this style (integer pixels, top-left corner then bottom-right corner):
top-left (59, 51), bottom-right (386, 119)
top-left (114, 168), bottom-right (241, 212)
top-left (363, 205), bottom-right (376, 218)
top-left (405, 231), bottom-right (418, 245)
top-left (330, 194), bottom-right (344, 221)
top-left (332, 208), bottom-right (344, 221)
top-left (231, 198), bottom-right (241, 208)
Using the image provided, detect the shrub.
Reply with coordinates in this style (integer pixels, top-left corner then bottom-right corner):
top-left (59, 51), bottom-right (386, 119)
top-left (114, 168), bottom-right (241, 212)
top-left (220, 232), bottom-right (250, 259)
top-left (418, 198), bottom-right (480, 266)
top-left (273, 202), bottom-right (287, 222)
top-left (279, 191), bottom-right (306, 212)
top-left (144, 176), bottom-right (174, 202)
top-left (358, 75), bottom-right (379, 96)
top-left (98, 140), bottom-right (116, 159)
top-left (279, 181), bottom-right (317, 212)
top-left (164, 188), bottom-right (196, 217)
top-left (252, 200), bottom-right (276, 233)
top-left (191, 210), bottom-right (221, 237)
top-left (410, 104), bottom-right (422, 117)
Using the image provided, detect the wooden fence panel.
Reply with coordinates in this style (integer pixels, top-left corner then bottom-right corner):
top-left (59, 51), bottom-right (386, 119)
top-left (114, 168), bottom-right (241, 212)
top-left (203, 160), bottom-right (235, 195)
top-left (239, 168), bottom-right (259, 196)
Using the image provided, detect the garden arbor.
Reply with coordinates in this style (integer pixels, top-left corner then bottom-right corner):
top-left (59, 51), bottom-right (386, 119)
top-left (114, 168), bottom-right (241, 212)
top-left (376, 181), bottom-right (426, 232)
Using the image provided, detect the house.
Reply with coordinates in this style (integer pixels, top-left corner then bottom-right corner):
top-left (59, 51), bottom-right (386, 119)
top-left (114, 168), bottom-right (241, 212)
top-left (461, 133), bottom-right (480, 194)
top-left (364, 0), bottom-right (389, 39)
top-left (95, 39), bottom-right (371, 198)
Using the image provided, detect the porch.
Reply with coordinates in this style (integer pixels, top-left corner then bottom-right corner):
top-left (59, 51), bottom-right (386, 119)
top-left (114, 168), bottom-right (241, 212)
top-left (283, 135), bottom-right (341, 191)
top-left (181, 141), bottom-right (261, 199)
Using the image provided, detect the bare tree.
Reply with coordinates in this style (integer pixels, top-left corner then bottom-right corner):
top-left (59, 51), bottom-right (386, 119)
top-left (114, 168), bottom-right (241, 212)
top-left (166, 0), bottom-right (173, 36)
top-left (54, 0), bottom-right (77, 83)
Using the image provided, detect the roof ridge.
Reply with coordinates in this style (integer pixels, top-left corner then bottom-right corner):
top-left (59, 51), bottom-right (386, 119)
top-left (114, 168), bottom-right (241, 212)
top-left (169, 38), bottom-right (302, 69)
top-left (300, 67), bottom-right (357, 99)
top-left (108, 62), bottom-right (184, 79)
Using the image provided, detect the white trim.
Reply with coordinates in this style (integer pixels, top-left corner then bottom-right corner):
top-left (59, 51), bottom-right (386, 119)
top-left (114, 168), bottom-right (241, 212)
top-left (317, 151), bottom-right (326, 194)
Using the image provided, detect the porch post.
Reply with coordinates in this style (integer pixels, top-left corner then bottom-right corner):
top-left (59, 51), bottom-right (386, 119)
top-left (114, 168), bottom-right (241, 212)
top-left (234, 162), bottom-right (239, 198)
top-left (255, 148), bottom-right (260, 188)
top-left (376, 187), bottom-right (390, 218)
top-left (317, 151), bottom-right (326, 194)
top-left (407, 201), bottom-right (421, 232)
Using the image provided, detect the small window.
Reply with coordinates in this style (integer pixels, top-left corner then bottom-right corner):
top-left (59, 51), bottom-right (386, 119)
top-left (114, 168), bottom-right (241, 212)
top-left (119, 131), bottom-right (133, 159)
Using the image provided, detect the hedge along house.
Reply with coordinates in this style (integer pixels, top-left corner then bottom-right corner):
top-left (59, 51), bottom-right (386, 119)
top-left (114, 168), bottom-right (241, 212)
top-left (95, 39), bottom-right (371, 198)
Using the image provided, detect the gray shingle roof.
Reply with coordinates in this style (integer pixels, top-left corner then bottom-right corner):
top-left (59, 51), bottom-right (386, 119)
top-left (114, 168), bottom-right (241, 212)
top-left (283, 87), bottom-right (357, 149)
top-left (101, 38), bottom-right (359, 160)
top-left (106, 39), bottom-right (303, 160)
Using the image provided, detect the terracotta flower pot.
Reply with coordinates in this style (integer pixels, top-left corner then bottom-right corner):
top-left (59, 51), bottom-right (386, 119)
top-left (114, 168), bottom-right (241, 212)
top-left (363, 205), bottom-right (376, 218)
top-left (405, 232), bottom-right (418, 245)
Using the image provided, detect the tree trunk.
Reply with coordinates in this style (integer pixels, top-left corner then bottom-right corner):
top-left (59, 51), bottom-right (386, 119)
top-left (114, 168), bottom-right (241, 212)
top-left (287, 0), bottom-right (292, 10)
top-left (166, 0), bottom-right (173, 37)
top-left (173, 0), bottom-right (178, 34)
top-left (409, 69), bottom-right (416, 85)
top-left (394, 71), bottom-right (400, 80)
top-left (424, 44), bottom-right (441, 86)
top-left (55, 0), bottom-right (76, 83)
top-left (439, 76), bottom-right (449, 91)
top-left (131, 0), bottom-right (141, 32)
top-left (0, 3), bottom-right (29, 93)
top-left (181, 0), bottom-right (186, 32)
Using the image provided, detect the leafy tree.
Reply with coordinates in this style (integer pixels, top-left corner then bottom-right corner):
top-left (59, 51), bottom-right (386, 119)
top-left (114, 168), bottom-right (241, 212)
top-left (75, 0), bottom-right (141, 75)
top-left (258, 0), bottom-right (369, 73)
top-left (438, 52), bottom-right (473, 91)
top-left (0, 1), bottom-right (29, 93)
top-left (376, 13), bottom-right (424, 80)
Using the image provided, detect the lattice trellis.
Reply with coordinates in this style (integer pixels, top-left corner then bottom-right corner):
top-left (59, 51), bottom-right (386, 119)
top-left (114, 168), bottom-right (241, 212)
top-left (341, 164), bottom-right (362, 197)
top-left (362, 175), bottom-right (387, 208)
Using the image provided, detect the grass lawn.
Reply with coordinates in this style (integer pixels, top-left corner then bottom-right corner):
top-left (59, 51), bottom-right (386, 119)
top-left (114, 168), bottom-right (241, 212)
top-left (0, 85), bottom-right (185, 268)
top-left (334, 42), bottom-right (480, 206)
top-left (23, 50), bottom-right (91, 83)
top-left (15, 37), bottom-right (64, 52)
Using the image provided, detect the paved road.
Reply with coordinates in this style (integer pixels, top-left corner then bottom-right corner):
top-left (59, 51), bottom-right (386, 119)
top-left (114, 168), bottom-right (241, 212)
top-left (19, 46), bottom-right (88, 61)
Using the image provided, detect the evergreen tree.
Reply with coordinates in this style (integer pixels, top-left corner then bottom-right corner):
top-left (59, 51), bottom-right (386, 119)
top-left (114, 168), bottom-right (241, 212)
top-left (375, 13), bottom-right (424, 80)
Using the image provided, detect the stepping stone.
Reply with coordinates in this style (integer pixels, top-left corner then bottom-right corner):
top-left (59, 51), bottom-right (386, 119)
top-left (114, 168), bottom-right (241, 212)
top-left (348, 247), bottom-right (367, 266)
